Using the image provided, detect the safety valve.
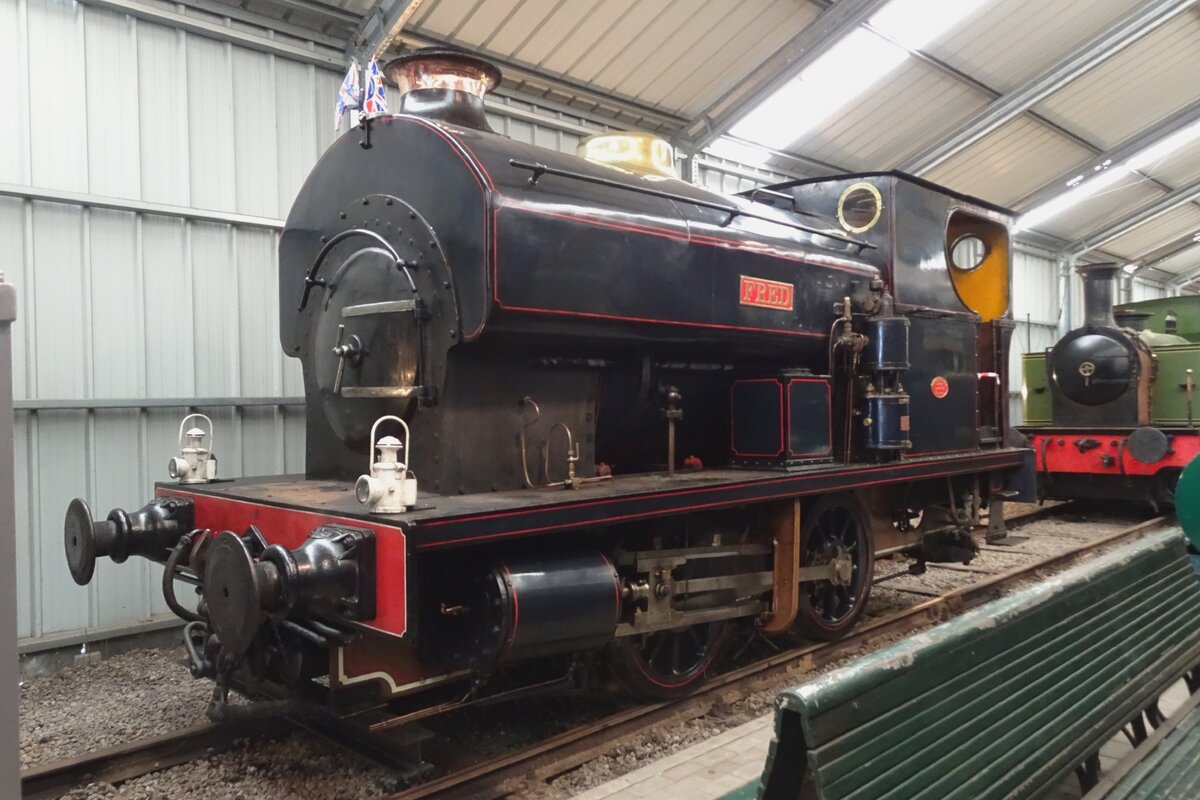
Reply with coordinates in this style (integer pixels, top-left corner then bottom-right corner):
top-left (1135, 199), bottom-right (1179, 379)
top-left (167, 413), bottom-right (217, 484)
top-left (355, 415), bottom-right (417, 513)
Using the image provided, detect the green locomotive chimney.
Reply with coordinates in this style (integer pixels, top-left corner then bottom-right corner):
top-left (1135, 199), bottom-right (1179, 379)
top-left (1077, 262), bottom-right (1120, 329)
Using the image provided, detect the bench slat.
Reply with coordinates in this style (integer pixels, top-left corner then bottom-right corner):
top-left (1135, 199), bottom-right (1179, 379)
top-left (759, 528), bottom-right (1200, 800)
top-left (814, 560), bottom-right (1187, 784)
top-left (1086, 691), bottom-right (1200, 799)
top-left (827, 574), bottom-right (1197, 798)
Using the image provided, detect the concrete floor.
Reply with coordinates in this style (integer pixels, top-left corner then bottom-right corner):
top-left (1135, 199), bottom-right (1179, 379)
top-left (570, 678), bottom-right (1197, 800)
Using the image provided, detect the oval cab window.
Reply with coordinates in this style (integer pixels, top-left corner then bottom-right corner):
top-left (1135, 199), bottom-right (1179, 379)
top-left (837, 182), bottom-right (883, 233)
top-left (950, 234), bottom-right (988, 272)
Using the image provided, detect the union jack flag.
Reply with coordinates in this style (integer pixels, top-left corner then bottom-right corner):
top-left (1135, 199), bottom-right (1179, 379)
top-left (334, 59), bottom-right (360, 131)
top-left (363, 60), bottom-right (389, 117)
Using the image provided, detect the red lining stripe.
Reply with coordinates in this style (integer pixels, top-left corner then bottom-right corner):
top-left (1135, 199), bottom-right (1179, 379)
top-left (501, 563), bottom-right (519, 658)
top-left (401, 117), bottom-right (493, 341)
top-left (419, 453), bottom-right (1015, 529)
top-left (730, 379), bottom-right (786, 458)
top-left (597, 551), bottom-right (622, 629)
top-left (491, 205), bottom-right (826, 339)
top-left (419, 456), bottom-right (1018, 548)
top-left (631, 640), bottom-right (721, 690)
top-left (499, 304), bottom-right (825, 338)
top-left (787, 378), bottom-right (833, 457)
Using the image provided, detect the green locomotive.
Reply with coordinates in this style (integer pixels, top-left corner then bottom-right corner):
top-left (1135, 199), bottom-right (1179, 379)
top-left (1019, 264), bottom-right (1200, 507)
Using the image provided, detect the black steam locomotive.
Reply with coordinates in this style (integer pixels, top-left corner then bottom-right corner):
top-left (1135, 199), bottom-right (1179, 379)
top-left (64, 49), bottom-right (1032, 721)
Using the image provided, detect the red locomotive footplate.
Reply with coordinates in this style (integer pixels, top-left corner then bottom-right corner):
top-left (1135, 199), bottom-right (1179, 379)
top-left (1027, 431), bottom-right (1200, 476)
top-left (155, 488), bottom-right (408, 638)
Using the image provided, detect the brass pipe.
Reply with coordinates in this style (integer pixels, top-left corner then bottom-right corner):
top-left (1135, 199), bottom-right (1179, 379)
top-left (668, 417), bottom-right (676, 476)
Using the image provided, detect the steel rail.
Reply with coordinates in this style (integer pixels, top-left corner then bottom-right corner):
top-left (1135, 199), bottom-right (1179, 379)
top-left (386, 515), bottom-right (1167, 800)
top-left (18, 707), bottom-right (430, 798)
top-left (19, 717), bottom-right (291, 800)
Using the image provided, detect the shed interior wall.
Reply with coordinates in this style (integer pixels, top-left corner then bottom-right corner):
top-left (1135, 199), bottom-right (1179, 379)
top-left (7, 0), bottom-right (1167, 647)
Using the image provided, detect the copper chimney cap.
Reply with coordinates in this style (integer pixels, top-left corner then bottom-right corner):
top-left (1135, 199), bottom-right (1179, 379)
top-left (382, 47), bottom-right (502, 131)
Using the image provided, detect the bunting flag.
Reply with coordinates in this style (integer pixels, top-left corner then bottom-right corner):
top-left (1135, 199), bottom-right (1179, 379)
top-left (334, 59), bottom-right (361, 131)
top-left (362, 60), bottom-right (389, 117)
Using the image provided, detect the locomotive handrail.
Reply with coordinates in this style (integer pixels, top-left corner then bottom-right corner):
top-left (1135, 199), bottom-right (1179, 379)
top-left (507, 159), bottom-right (875, 251)
top-left (297, 228), bottom-right (410, 311)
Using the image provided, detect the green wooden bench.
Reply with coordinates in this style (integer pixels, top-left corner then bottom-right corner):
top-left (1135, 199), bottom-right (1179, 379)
top-left (1082, 686), bottom-right (1200, 799)
top-left (722, 527), bottom-right (1200, 800)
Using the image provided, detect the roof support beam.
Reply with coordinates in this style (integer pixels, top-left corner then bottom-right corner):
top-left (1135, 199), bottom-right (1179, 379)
top-left (1169, 262), bottom-right (1200, 287)
top-left (394, 31), bottom-right (689, 133)
top-left (901, 0), bottom-right (1196, 175)
top-left (1011, 97), bottom-right (1200, 212)
top-left (674, 0), bottom-right (892, 152)
top-left (1134, 237), bottom-right (1200, 272)
top-left (347, 0), bottom-right (424, 63)
top-left (78, 0), bottom-right (342, 68)
top-left (269, 0), bottom-right (360, 27)
top-left (1065, 177), bottom-right (1200, 258)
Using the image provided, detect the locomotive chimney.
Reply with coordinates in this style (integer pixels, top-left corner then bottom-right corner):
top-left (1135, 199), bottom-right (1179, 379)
top-left (1077, 262), bottom-right (1120, 329)
top-left (383, 47), bottom-right (501, 132)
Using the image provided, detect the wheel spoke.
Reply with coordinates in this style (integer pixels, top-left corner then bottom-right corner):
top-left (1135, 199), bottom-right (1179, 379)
top-left (798, 501), bottom-right (872, 632)
top-left (836, 586), bottom-right (851, 616)
top-left (647, 633), bottom-right (666, 666)
top-left (821, 584), bottom-right (835, 620)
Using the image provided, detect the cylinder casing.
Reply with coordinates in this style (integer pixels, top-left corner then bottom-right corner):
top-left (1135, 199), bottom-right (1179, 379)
top-left (863, 393), bottom-right (911, 450)
top-left (496, 553), bottom-right (620, 662)
top-left (862, 317), bottom-right (910, 371)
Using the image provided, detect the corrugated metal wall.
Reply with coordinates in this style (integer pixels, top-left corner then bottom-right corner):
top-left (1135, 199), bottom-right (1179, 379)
top-left (695, 156), bottom-right (792, 195)
top-left (5, 0), bottom-right (1175, 649)
top-left (2, 0), bottom-right (345, 648)
top-left (3, 0), bottom-right (641, 650)
top-left (1010, 248), bottom-right (1062, 425)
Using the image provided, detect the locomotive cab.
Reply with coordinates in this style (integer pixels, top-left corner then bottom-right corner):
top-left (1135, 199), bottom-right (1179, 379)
top-left (773, 172), bottom-right (1016, 455)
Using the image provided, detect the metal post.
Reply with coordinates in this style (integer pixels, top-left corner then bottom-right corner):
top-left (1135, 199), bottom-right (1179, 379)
top-left (1057, 256), bottom-right (1075, 338)
top-left (0, 273), bottom-right (18, 799)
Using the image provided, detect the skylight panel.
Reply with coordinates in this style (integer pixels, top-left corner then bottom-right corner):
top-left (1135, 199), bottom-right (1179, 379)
top-left (1018, 118), bottom-right (1200, 233)
top-left (718, 0), bottom-right (991, 153)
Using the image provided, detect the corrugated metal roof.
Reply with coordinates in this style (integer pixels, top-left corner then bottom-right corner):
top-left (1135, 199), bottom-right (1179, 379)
top-left (923, 116), bottom-right (1094, 206)
top-left (791, 57), bottom-right (991, 170)
top-left (928, 0), bottom-right (1142, 92)
top-left (1035, 173), bottom-right (1163, 244)
top-left (1147, 242), bottom-right (1200, 274)
top-left (1138, 128), bottom-right (1200, 187)
top-left (1102, 205), bottom-right (1200, 263)
top-left (1034, 13), bottom-right (1200, 149)
top-left (406, 0), bottom-right (819, 118)
top-left (201, 0), bottom-right (1200, 267)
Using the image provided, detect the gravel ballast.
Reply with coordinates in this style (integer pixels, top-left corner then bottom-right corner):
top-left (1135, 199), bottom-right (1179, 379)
top-left (19, 504), bottom-right (1156, 798)
top-left (20, 648), bottom-right (211, 769)
top-left (56, 734), bottom-right (401, 800)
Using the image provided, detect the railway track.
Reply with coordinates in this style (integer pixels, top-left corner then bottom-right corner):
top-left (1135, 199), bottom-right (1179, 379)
top-left (19, 717), bottom-right (290, 800)
top-left (19, 505), bottom-right (1157, 800)
top-left (19, 703), bottom-right (431, 799)
top-left (387, 513), bottom-right (1167, 800)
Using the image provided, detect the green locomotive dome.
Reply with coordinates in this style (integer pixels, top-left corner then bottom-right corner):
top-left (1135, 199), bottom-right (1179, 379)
top-left (1114, 295), bottom-right (1200, 343)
